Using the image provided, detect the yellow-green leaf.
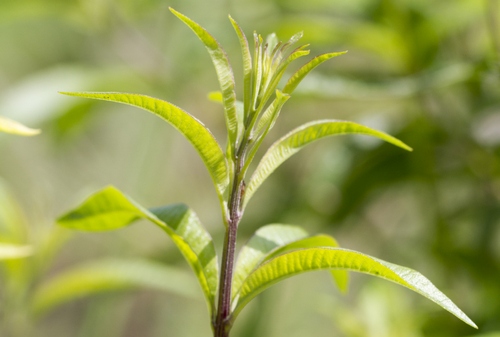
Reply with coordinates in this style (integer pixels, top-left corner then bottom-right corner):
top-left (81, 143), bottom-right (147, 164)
top-left (233, 247), bottom-right (477, 329)
top-left (0, 243), bottom-right (32, 259)
top-left (267, 235), bottom-right (349, 294)
top-left (59, 92), bottom-right (229, 202)
top-left (232, 224), bottom-right (309, 299)
top-left (57, 186), bottom-right (219, 318)
top-left (245, 120), bottom-right (412, 206)
top-left (229, 16), bottom-right (252, 120)
top-left (283, 51), bottom-right (347, 94)
top-left (0, 116), bottom-right (40, 136)
top-left (170, 8), bottom-right (239, 148)
top-left (32, 258), bottom-right (199, 314)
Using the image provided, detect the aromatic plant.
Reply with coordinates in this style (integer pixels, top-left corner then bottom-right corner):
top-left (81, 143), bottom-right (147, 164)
top-left (58, 8), bottom-right (477, 337)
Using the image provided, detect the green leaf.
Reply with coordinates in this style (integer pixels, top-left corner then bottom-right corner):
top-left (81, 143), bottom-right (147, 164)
top-left (57, 186), bottom-right (219, 318)
top-left (0, 116), bottom-right (40, 136)
top-left (32, 258), bottom-right (199, 314)
top-left (255, 90), bottom-right (290, 136)
top-left (283, 51), bottom-right (347, 94)
top-left (233, 247), bottom-right (477, 329)
top-left (59, 92), bottom-right (229, 203)
top-left (244, 120), bottom-right (412, 206)
top-left (208, 91), bottom-right (244, 137)
top-left (229, 16), bottom-right (253, 121)
top-left (0, 243), bottom-right (32, 259)
top-left (232, 227), bottom-right (348, 305)
top-left (232, 224), bottom-right (309, 299)
top-left (267, 235), bottom-right (349, 294)
top-left (170, 8), bottom-right (239, 149)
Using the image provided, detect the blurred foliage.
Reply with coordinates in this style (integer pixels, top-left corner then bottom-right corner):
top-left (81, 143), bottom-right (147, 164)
top-left (0, 0), bottom-right (499, 336)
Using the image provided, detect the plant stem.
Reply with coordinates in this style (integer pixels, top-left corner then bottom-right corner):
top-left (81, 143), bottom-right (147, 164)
top-left (213, 147), bottom-right (246, 337)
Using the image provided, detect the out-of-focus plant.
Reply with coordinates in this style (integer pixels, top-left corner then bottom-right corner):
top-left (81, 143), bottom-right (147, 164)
top-left (0, 117), bottom-right (197, 336)
top-left (0, 116), bottom-right (38, 261)
top-left (0, 116), bottom-right (40, 137)
top-left (0, 177), bottom-right (199, 337)
top-left (58, 8), bottom-right (477, 337)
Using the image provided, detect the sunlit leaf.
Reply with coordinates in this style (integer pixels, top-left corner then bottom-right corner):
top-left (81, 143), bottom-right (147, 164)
top-left (170, 8), bottom-right (239, 148)
top-left (229, 16), bottom-right (252, 120)
top-left (232, 224), bottom-right (309, 299)
top-left (267, 235), bottom-right (349, 294)
top-left (32, 258), bottom-right (199, 314)
top-left (283, 51), bottom-right (347, 94)
top-left (59, 92), bottom-right (229, 202)
top-left (57, 186), bottom-right (219, 317)
top-left (0, 243), bottom-right (32, 259)
top-left (0, 116), bottom-right (40, 136)
top-left (245, 120), bottom-right (412, 206)
top-left (255, 90), bottom-right (290, 136)
top-left (233, 247), bottom-right (477, 329)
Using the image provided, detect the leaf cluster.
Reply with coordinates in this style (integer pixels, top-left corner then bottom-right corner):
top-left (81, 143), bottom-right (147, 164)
top-left (56, 8), bottom-right (477, 336)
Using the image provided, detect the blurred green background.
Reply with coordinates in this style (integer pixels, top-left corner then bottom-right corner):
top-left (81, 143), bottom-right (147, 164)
top-left (0, 0), bottom-right (499, 336)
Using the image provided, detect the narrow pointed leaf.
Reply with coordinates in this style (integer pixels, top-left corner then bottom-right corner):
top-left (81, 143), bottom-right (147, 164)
top-left (0, 116), bottom-right (40, 136)
top-left (255, 90), bottom-right (290, 135)
top-left (57, 186), bottom-right (219, 317)
top-left (59, 92), bottom-right (229, 201)
top-left (229, 16), bottom-right (253, 119)
top-left (233, 247), bottom-right (477, 329)
top-left (252, 34), bottom-right (264, 111)
top-left (267, 235), bottom-right (349, 294)
top-left (0, 243), bottom-right (32, 259)
top-left (232, 224), bottom-right (309, 298)
top-left (245, 120), bottom-right (412, 206)
top-left (283, 51), bottom-right (347, 94)
top-left (170, 8), bottom-right (239, 146)
top-left (32, 258), bottom-right (199, 314)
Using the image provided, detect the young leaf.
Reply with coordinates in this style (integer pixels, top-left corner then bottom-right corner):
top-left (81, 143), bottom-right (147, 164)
top-left (232, 225), bottom-right (348, 302)
top-left (255, 90), bottom-right (290, 136)
top-left (170, 8), bottom-right (239, 149)
top-left (266, 235), bottom-right (349, 294)
top-left (229, 16), bottom-right (253, 120)
top-left (283, 51), bottom-right (347, 94)
top-left (59, 92), bottom-right (229, 203)
top-left (232, 224), bottom-right (309, 298)
top-left (0, 116), bottom-right (40, 136)
top-left (57, 186), bottom-right (219, 318)
top-left (245, 120), bottom-right (412, 206)
top-left (0, 243), bottom-right (32, 259)
top-left (32, 258), bottom-right (199, 314)
top-left (233, 247), bottom-right (477, 329)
